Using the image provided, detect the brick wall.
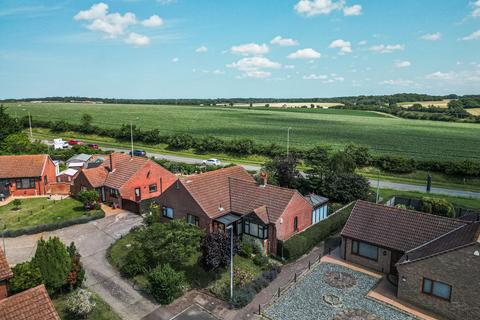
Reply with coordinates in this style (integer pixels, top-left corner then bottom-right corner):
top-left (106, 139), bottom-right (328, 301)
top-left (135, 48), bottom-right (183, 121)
top-left (274, 192), bottom-right (312, 241)
top-left (342, 237), bottom-right (392, 273)
top-left (0, 281), bottom-right (7, 300)
top-left (49, 182), bottom-right (71, 195)
top-left (397, 244), bottom-right (480, 320)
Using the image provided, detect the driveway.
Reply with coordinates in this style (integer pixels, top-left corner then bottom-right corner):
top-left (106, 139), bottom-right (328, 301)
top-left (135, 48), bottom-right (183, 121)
top-left (3, 211), bottom-right (158, 320)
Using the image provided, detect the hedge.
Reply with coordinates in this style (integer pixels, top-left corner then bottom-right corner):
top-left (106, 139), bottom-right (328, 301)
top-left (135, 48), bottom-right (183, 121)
top-left (1, 211), bottom-right (105, 237)
top-left (278, 202), bottom-right (355, 261)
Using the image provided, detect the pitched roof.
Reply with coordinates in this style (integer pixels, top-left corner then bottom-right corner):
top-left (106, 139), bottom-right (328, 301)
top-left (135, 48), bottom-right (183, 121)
top-left (66, 153), bottom-right (91, 163)
top-left (0, 154), bottom-right (49, 179)
top-left (181, 166), bottom-right (255, 218)
top-left (0, 285), bottom-right (60, 320)
top-left (229, 178), bottom-right (300, 223)
top-left (0, 247), bottom-right (13, 281)
top-left (80, 153), bottom-right (174, 191)
top-left (304, 194), bottom-right (329, 207)
top-left (341, 200), bottom-right (466, 252)
top-left (398, 222), bottom-right (480, 265)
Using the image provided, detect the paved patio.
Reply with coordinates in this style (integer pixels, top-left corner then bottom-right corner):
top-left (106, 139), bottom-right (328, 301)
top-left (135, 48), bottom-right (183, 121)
top-left (264, 262), bottom-right (416, 320)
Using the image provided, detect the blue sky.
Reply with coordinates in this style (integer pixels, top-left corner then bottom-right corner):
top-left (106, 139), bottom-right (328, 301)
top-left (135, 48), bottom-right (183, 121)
top-left (1, 0), bottom-right (480, 98)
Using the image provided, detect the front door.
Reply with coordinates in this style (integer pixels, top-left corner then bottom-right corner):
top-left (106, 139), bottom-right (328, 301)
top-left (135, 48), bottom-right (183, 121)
top-left (390, 250), bottom-right (403, 275)
top-left (135, 187), bottom-right (141, 202)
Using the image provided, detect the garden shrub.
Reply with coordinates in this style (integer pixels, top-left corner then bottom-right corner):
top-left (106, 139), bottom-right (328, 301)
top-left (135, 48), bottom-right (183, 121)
top-left (231, 285), bottom-right (256, 308)
top-left (9, 262), bottom-right (43, 294)
top-left (120, 249), bottom-right (147, 277)
top-left (147, 264), bottom-right (186, 304)
top-left (420, 197), bottom-right (456, 218)
top-left (200, 232), bottom-right (237, 271)
top-left (66, 289), bottom-right (96, 317)
top-left (253, 254), bottom-right (269, 268)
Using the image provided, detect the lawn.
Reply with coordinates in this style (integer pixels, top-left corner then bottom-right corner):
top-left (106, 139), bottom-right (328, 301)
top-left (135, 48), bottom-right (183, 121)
top-left (6, 102), bottom-right (480, 161)
top-left (53, 290), bottom-right (121, 320)
top-left (0, 197), bottom-right (102, 231)
top-left (377, 188), bottom-right (480, 209)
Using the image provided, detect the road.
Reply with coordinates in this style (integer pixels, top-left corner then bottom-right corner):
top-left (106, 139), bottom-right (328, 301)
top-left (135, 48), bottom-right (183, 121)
top-left (101, 146), bottom-right (480, 200)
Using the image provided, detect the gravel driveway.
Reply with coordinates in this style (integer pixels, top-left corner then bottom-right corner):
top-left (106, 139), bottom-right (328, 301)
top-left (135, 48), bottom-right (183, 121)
top-left (2, 211), bottom-right (158, 320)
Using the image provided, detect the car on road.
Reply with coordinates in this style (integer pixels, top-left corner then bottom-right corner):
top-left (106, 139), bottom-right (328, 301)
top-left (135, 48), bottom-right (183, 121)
top-left (68, 139), bottom-right (85, 146)
top-left (202, 158), bottom-right (221, 166)
top-left (129, 149), bottom-right (147, 157)
top-left (88, 143), bottom-right (99, 149)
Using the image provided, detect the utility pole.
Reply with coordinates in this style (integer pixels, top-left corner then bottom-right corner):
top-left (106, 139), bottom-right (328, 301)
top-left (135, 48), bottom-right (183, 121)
top-left (287, 127), bottom-right (291, 156)
top-left (28, 112), bottom-right (32, 139)
top-left (227, 225), bottom-right (234, 301)
top-left (375, 169), bottom-right (380, 203)
top-left (130, 121), bottom-right (134, 157)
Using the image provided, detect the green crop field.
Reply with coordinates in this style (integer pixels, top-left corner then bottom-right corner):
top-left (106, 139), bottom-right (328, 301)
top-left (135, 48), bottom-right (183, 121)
top-left (4, 102), bottom-right (480, 161)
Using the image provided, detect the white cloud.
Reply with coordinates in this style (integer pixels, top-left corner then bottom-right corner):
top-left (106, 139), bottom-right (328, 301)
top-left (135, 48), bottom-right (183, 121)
top-left (420, 32), bottom-right (441, 41)
top-left (284, 65), bottom-right (295, 69)
top-left (270, 36), bottom-right (298, 46)
top-left (213, 69), bottom-right (225, 75)
top-left (329, 39), bottom-right (352, 54)
top-left (369, 44), bottom-right (404, 53)
top-left (294, 0), bottom-right (362, 17)
top-left (195, 46), bottom-right (208, 53)
top-left (380, 79), bottom-right (415, 86)
top-left (472, 0), bottom-right (480, 17)
top-left (227, 56), bottom-right (281, 78)
top-left (142, 15), bottom-right (163, 27)
top-left (357, 40), bottom-right (367, 45)
top-left (461, 30), bottom-right (480, 41)
top-left (303, 73), bottom-right (344, 82)
top-left (230, 43), bottom-right (269, 56)
top-left (74, 3), bottom-right (137, 38)
top-left (426, 70), bottom-right (480, 83)
top-left (343, 4), bottom-right (362, 16)
top-left (394, 60), bottom-right (411, 68)
top-left (288, 48), bottom-right (321, 59)
top-left (124, 32), bottom-right (150, 46)
top-left (172, 57), bottom-right (179, 63)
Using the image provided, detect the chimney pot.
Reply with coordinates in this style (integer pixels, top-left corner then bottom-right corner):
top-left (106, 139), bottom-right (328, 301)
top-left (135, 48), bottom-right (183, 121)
top-left (109, 153), bottom-right (114, 172)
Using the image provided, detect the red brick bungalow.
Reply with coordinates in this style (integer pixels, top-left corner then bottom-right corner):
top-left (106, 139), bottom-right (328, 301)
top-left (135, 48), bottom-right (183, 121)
top-left (0, 154), bottom-right (57, 200)
top-left (72, 153), bottom-right (177, 213)
top-left (0, 248), bottom-right (60, 319)
top-left (156, 166), bottom-right (322, 255)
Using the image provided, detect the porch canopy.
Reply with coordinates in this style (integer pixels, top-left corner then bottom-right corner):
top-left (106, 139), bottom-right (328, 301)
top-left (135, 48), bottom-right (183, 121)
top-left (214, 213), bottom-right (242, 226)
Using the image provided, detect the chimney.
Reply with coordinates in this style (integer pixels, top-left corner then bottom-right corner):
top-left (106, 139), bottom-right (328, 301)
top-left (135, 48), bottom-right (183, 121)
top-left (109, 153), bottom-right (114, 172)
top-left (259, 171), bottom-right (268, 187)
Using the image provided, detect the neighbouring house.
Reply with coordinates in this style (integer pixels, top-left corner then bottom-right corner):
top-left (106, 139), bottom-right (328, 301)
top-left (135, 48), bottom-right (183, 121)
top-left (156, 166), bottom-right (328, 255)
top-left (66, 153), bottom-right (92, 169)
top-left (72, 153), bottom-right (177, 213)
top-left (304, 194), bottom-right (329, 224)
top-left (340, 200), bottom-right (480, 319)
top-left (56, 168), bottom-right (79, 183)
top-left (0, 154), bottom-right (57, 200)
top-left (0, 248), bottom-right (60, 319)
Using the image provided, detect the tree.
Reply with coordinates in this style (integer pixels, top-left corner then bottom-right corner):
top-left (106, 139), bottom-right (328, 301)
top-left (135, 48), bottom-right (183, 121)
top-left (147, 264), bottom-right (186, 304)
top-left (77, 190), bottom-right (99, 209)
top-left (135, 220), bottom-right (204, 268)
top-left (12, 199), bottom-right (21, 210)
top-left (9, 262), bottom-right (43, 294)
top-left (344, 144), bottom-right (371, 167)
top-left (80, 114), bottom-right (94, 133)
top-left (328, 151), bottom-right (356, 174)
top-left (263, 154), bottom-right (300, 188)
top-left (200, 232), bottom-right (237, 271)
top-left (0, 133), bottom-right (47, 155)
top-left (32, 237), bottom-right (71, 294)
top-left (421, 197), bottom-right (455, 218)
top-left (66, 289), bottom-right (96, 317)
top-left (66, 242), bottom-right (85, 290)
top-left (0, 105), bottom-right (22, 142)
top-left (304, 145), bottom-right (331, 167)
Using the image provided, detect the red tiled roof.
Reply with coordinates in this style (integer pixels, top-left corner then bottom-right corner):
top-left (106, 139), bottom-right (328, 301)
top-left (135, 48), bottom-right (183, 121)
top-left (341, 200), bottom-right (466, 252)
top-left (0, 285), bottom-right (60, 320)
top-left (229, 178), bottom-right (299, 223)
top-left (0, 248), bottom-right (13, 281)
top-left (181, 166), bottom-right (255, 218)
top-left (398, 221), bottom-right (480, 265)
top-left (0, 154), bottom-right (49, 179)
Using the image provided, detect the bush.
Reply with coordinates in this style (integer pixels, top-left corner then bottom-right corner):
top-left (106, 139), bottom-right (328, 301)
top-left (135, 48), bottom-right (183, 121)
top-left (238, 241), bottom-right (253, 258)
top-left (66, 289), bottom-right (96, 317)
top-left (231, 285), bottom-right (256, 308)
top-left (147, 264), bottom-right (186, 304)
top-left (280, 203), bottom-right (354, 261)
top-left (66, 242), bottom-right (85, 290)
top-left (374, 155), bottom-right (416, 173)
top-left (120, 248), bottom-right (147, 277)
top-left (77, 189), bottom-right (100, 209)
top-left (253, 254), bottom-right (269, 268)
top-left (200, 232), bottom-right (237, 271)
top-left (12, 199), bottom-right (21, 209)
top-left (9, 262), bottom-right (43, 294)
top-left (420, 197), bottom-right (455, 218)
top-left (241, 237), bottom-right (264, 256)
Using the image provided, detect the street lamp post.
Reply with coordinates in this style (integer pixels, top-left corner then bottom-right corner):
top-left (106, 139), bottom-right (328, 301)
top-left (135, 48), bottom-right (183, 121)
top-left (287, 127), bottom-right (291, 156)
top-left (226, 224), bottom-right (234, 301)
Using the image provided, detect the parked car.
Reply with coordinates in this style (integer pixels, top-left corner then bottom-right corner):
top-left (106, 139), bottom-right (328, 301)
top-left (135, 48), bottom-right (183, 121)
top-left (202, 158), bottom-right (221, 166)
top-left (68, 139), bottom-right (85, 146)
top-left (53, 138), bottom-right (69, 150)
top-left (129, 149), bottom-right (147, 157)
top-left (88, 143), bottom-right (99, 149)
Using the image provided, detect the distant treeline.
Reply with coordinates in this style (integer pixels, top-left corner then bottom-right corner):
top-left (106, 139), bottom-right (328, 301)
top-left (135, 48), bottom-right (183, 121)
top-left (3, 93), bottom-right (480, 106)
top-left (20, 115), bottom-right (480, 178)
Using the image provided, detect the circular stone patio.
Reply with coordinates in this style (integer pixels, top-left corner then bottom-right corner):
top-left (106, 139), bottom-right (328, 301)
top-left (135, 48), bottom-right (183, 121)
top-left (323, 271), bottom-right (357, 289)
top-left (332, 308), bottom-right (383, 320)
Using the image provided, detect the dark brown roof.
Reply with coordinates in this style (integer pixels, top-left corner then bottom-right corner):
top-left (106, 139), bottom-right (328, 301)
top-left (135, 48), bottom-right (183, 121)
top-left (0, 154), bottom-right (49, 179)
top-left (229, 178), bottom-right (302, 223)
top-left (181, 166), bottom-right (255, 218)
top-left (0, 285), bottom-right (60, 320)
top-left (398, 222), bottom-right (480, 265)
top-left (341, 200), bottom-right (466, 252)
top-left (0, 247), bottom-right (13, 281)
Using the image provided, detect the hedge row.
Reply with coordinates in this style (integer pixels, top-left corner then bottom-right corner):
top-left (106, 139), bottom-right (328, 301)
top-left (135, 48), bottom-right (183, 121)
top-left (2, 211), bottom-right (105, 237)
top-left (279, 202), bottom-right (355, 261)
top-left (26, 118), bottom-right (480, 177)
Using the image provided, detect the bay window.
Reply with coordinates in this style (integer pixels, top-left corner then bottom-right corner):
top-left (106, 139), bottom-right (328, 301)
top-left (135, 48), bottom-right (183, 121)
top-left (352, 240), bottom-right (378, 261)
